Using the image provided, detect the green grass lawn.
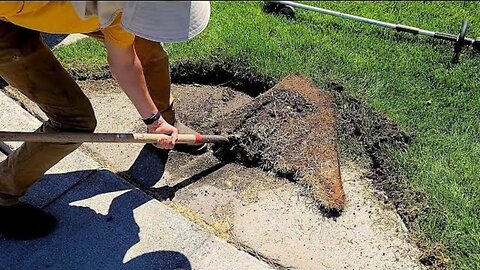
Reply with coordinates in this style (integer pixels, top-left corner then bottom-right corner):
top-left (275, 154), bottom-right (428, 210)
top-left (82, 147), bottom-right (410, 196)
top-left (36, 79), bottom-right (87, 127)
top-left (55, 2), bottom-right (480, 269)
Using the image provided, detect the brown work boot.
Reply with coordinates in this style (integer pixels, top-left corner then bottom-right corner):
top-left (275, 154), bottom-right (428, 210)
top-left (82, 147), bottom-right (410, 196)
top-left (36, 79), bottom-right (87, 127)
top-left (0, 202), bottom-right (57, 240)
top-left (173, 121), bottom-right (208, 155)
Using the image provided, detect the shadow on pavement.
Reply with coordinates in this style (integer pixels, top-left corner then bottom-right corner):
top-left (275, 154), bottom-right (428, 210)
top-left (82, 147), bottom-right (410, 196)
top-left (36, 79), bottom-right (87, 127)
top-left (123, 144), bottom-right (170, 187)
top-left (147, 162), bottom-right (226, 201)
top-left (123, 145), bottom-right (226, 201)
top-left (0, 144), bottom-right (193, 270)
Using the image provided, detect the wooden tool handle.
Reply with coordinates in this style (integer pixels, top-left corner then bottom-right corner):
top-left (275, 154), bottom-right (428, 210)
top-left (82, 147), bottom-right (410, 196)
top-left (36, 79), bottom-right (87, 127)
top-left (0, 131), bottom-right (229, 145)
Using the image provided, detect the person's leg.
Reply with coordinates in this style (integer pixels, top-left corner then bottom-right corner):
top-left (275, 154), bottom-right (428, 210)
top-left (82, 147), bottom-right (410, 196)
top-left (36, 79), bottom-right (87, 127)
top-left (133, 37), bottom-right (206, 153)
top-left (0, 21), bottom-right (97, 206)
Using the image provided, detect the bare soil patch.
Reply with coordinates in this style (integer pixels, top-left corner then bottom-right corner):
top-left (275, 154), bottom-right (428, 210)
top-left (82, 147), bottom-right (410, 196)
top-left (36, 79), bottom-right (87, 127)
top-left (171, 59), bottom-right (276, 96)
top-left (330, 82), bottom-right (422, 226)
top-left (67, 57), bottom-right (276, 97)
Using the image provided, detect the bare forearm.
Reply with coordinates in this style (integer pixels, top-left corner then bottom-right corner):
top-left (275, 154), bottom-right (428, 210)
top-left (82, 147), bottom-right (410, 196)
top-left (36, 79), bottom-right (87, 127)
top-left (104, 41), bottom-right (177, 149)
top-left (109, 55), bottom-right (157, 119)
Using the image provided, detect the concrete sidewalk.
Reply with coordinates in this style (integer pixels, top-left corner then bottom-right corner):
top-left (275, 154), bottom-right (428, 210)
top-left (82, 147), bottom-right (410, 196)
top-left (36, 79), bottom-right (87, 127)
top-left (0, 90), bottom-right (272, 269)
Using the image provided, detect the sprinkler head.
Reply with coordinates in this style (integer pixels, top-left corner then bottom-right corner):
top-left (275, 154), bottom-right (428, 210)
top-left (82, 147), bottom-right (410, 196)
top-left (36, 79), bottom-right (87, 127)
top-left (262, 2), bottom-right (296, 20)
top-left (262, 1), bottom-right (281, 14)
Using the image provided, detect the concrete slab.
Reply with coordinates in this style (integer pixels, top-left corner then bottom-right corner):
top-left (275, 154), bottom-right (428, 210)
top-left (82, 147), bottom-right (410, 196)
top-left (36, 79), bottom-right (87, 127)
top-left (0, 91), bottom-right (39, 149)
top-left (1, 81), bottom-right (422, 269)
top-left (41, 33), bottom-right (68, 49)
top-left (0, 170), bottom-right (271, 270)
top-left (76, 80), bottom-right (146, 171)
top-left (21, 170), bottom-right (99, 208)
top-left (191, 237), bottom-right (274, 270)
top-left (170, 161), bottom-right (422, 270)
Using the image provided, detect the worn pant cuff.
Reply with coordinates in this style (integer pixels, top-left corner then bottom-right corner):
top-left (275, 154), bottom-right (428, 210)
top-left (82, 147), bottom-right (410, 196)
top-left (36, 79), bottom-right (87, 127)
top-left (0, 193), bottom-right (19, 206)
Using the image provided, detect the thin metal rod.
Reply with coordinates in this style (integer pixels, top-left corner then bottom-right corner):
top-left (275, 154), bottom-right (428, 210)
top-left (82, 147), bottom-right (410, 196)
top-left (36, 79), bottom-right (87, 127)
top-left (275, 1), bottom-right (477, 45)
top-left (277, 1), bottom-right (398, 29)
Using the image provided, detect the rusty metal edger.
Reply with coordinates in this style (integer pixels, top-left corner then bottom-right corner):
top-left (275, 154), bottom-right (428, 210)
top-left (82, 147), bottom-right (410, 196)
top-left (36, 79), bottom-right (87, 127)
top-left (0, 131), bottom-right (230, 145)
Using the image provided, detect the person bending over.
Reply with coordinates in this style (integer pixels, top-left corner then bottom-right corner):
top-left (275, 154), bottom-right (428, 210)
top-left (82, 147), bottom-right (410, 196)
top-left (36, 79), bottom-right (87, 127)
top-left (0, 1), bottom-right (210, 240)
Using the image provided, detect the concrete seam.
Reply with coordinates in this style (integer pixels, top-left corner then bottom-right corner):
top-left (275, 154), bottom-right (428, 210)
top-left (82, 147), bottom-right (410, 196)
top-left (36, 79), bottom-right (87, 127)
top-left (1, 89), bottom-right (47, 122)
top-left (41, 169), bottom-right (101, 209)
top-left (227, 240), bottom-right (294, 270)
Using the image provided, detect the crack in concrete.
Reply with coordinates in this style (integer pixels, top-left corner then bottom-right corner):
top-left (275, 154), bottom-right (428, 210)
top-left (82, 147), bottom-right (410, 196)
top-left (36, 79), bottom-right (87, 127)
top-left (230, 241), bottom-right (295, 270)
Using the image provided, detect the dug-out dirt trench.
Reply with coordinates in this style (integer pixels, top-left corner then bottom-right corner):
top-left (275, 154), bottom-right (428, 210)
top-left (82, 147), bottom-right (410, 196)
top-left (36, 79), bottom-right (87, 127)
top-left (2, 64), bottom-right (426, 269)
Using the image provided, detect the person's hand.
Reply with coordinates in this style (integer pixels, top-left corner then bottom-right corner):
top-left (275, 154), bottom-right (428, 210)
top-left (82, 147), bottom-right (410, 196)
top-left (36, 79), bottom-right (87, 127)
top-left (147, 117), bottom-right (178, 149)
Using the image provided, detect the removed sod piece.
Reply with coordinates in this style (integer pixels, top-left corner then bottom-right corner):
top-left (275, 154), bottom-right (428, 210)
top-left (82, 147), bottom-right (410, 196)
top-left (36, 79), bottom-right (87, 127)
top-left (212, 75), bottom-right (345, 214)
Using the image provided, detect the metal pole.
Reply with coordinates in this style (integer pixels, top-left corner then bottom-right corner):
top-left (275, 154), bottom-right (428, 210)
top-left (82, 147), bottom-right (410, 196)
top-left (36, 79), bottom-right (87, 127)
top-left (0, 141), bottom-right (13, 155)
top-left (275, 1), bottom-right (477, 45)
top-left (277, 1), bottom-right (398, 29)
